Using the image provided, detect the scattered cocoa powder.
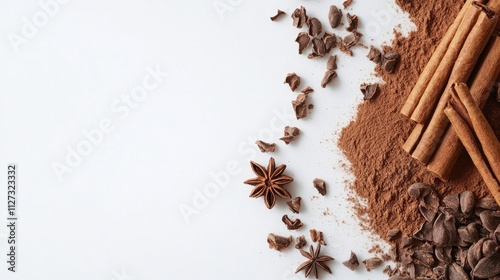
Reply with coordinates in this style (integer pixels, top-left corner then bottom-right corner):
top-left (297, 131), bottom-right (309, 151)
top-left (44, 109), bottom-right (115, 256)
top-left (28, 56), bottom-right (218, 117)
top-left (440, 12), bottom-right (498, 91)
top-left (338, 0), bottom-right (499, 242)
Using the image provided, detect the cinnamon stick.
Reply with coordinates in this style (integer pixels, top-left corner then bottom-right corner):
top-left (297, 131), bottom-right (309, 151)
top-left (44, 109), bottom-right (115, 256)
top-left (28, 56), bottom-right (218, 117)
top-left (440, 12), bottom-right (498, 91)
top-left (409, 2), bottom-right (487, 123)
top-left (426, 24), bottom-right (500, 179)
top-left (401, 0), bottom-right (480, 117)
top-left (402, 123), bottom-right (424, 154)
top-left (444, 105), bottom-right (500, 206)
top-left (411, 4), bottom-right (499, 164)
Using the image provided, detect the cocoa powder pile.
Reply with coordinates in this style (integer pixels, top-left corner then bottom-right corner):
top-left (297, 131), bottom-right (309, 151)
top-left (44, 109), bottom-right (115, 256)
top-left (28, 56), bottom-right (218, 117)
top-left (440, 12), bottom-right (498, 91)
top-left (338, 0), bottom-right (500, 242)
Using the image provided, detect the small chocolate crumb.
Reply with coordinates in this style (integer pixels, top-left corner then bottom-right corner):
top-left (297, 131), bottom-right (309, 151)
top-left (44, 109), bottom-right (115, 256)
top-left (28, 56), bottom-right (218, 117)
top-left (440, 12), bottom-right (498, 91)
top-left (307, 17), bottom-right (322, 37)
top-left (280, 126), bottom-right (300, 145)
top-left (313, 178), bottom-right (327, 195)
top-left (282, 214), bottom-right (304, 230)
top-left (328, 5), bottom-right (342, 28)
top-left (343, 251), bottom-right (360, 270)
top-left (327, 55), bottom-right (337, 70)
top-left (363, 257), bottom-right (383, 271)
top-left (267, 233), bottom-right (292, 252)
top-left (308, 38), bottom-right (326, 59)
top-left (291, 6), bottom-right (308, 28)
top-left (270, 10), bottom-right (286, 21)
top-left (360, 83), bottom-right (379, 100)
top-left (343, 0), bottom-right (353, 8)
top-left (386, 229), bottom-right (401, 241)
top-left (295, 235), bottom-right (307, 249)
top-left (344, 31), bottom-right (363, 48)
top-left (255, 140), bottom-right (276, 153)
top-left (284, 73), bottom-right (301, 91)
top-left (287, 197), bottom-right (301, 214)
top-left (292, 93), bottom-right (308, 120)
top-left (295, 32), bottom-right (310, 55)
top-left (367, 46), bottom-right (382, 64)
top-left (301, 86), bottom-right (314, 94)
top-left (321, 70), bottom-right (337, 88)
top-left (308, 104), bottom-right (314, 110)
top-left (381, 52), bottom-right (400, 73)
top-left (323, 32), bottom-right (337, 53)
top-left (346, 13), bottom-right (358, 32)
top-left (309, 229), bottom-right (326, 245)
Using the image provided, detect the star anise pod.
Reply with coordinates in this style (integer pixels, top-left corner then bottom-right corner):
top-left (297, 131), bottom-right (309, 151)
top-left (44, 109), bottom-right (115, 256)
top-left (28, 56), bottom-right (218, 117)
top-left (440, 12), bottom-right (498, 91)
top-left (243, 157), bottom-right (293, 209)
top-left (295, 244), bottom-right (334, 279)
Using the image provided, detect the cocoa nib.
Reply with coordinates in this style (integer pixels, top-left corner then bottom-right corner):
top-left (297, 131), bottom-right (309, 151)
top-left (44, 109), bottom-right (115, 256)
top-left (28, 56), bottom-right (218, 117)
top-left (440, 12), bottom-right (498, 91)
top-left (301, 86), bottom-right (314, 94)
top-left (255, 140), bottom-right (276, 153)
top-left (292, 93), bottom-right (308, 119)
top-left (267, 233), bottom-right (292, 251)
top-left (327, 55), bottom-right (337, 70)
top-left (284, 73), bottom-right (301, 91)
top-left (343, 0), bottom-right (353, 8)
top-left (367, 46), bottom-right (382, 64)
top-left (408, 183), bottom-right (440, 223)
top-left (323, 32), bottom-right (337, 53)
top-left (346, 13), bottom-right (358, 32)
top-left (310, 229), bottom-right (326, 245)
top-left (386, 229), bottom-right (401, 241)
top-left (313, 178), bottom-right (327, 195)
top-left (308, 38), bottom-right (326, 59)
top-left (307, 17), bottom-right (322, 37)
top-left (343, 251), bottom-right (360, 270)
top-left (328, 5), bottom-right (342, 28)
top-left (270, 10), bottom-right (286, 21)
top-left (343, 31), bottom-right (362, 48)
top-left (291, 6), bottom-right (308, 28)
top-left (282, 215), bottom-right (303, 230)
top-left (295, 32), bottom-right (310, 54)
top-left (321, 70), bottom-right (337, 88)
top-left (280, 126), bottom-right (300, 144)
top-left (360, 83), bottom-right (379, 100)
top-left (382, 52), bottom-right (400, 73)
top-left (287, 197), bottom-right (301, 214)
top-left (295, 235), bottom-right (307, 249)
top-left (363, 257), bottom-right (383, 271)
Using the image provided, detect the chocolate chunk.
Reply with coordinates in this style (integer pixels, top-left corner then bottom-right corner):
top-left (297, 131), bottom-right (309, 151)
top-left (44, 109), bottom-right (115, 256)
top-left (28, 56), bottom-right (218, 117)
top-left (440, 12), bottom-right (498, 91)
top-left (343, 251), bottom-right (359, 270)
top-left (363, 257), bottom-right (383, 271)
top-left (295, 235), bottom-right (307, 249)
top-left (291, 6), bottom-right (308, 28)
top-left (367, 46), bottom-right (382, 64)
top-left (360, 83), bottom-right (379, 100)
top-left (323, 32), bottom-right (337, 53)
top-left (432, 210), bottom-right (458, 247)
top-left (310, 229), bottom-right (326, 245)
top-left (481, 238), bottom-right (498, 257)
top-left (413, 250), bottom-right (435, 267)
top-left (328, 5), bottom-right (342, 28)
top-left (479, 210), bottom-right (500, 232)
top-left (308, 38), bottom-right (326, 59)
top-left (327, 55), bottom-right (337, 70)
top-left (287, 197), bottom-right (301, 213)
top-left (284, 73), bottom-right (301, 91)
top-left (307, 104), bottom-right (314, 110)
top-left (292, 93), bottom-right (308, 119)
top-left (255, 140), bottom-right (276, 153)
top-left (339, 40), bottom-right (353, 56)
top-left (301, 86), bottom-right (314, 94)
top-left (270, 10), bottom-right (286, 21)
top-left (435, 247), bottom-right (452, 264)
top-left (387, 246), bottom-right (398, 261)
top-left (460, 191), bottom-right (475, 216)
top-left (414, 221), bottom-right (433, 242)
top-left (346, 13), bottom-right (358, 32)
top-left (382, 52), bottom-right (400, 73)
top-left (457, 223), bottom-right (480, 244)
top-left (313, 178), bottom-right (327, 195)
top-left (408, 183), bottom-right (440, 223)
top-left (477, 197), bottom-right (500, 210)
top-left (386, 229), bottom-right (401, 241)
top-left (443, 194), bottom-right (460, 213)
top-left (344, 31), bottom-right (362, 48)
top-left (467, 238), bottom-right (485, 269)
top-left (473, 252), bottom-right (500, 278)
top-left (448, 263), bottom-right (469, 280)
top-left (282, 214), bottom-right (304, 230)
top-left (295, 32), bottom-right (310, 55)
top-left (343, 0), bottom-right (353, 8)
top-left (267, 233), bottom-right (292, 251)
top-left (280, 126), bottom-right (300, 144)
top-left (307, 17), bottom-right (322, 37)
top-left (321, 70), bottom-right (337, 88)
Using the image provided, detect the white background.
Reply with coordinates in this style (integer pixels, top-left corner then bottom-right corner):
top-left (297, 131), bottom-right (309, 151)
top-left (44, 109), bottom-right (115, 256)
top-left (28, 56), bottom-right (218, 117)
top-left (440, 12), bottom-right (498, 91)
top-left (0, 0), bottom-right (414, 279)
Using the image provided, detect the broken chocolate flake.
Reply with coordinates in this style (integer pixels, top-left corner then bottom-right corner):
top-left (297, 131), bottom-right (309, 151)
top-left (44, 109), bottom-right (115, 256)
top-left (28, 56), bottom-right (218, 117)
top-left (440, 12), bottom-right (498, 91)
top-left (328, 5), bottom-right (342, 28)
top-left (301, 86), bottom-right (314, 94)
top-left (443, 193), bottom-right (460, 213)
top-left (295, 32), bottom-right (310, 55)
top-left (459, 191), bottom-right (475, 216)
top-left (367, 46), bottom-right (382, 64)
top-left (382, 52), bottom-right (400, 73)
top-left (346, 13), bottom-right (358, 32)
top-left (280, 126), bottom-right (301, 144)
top-left (287, 197), bottom-right (301, 214)
top-left (284, 73), bottom-right (301, 91)
top-left (327, 55), bottom-right (337, 70)
top-left (267, 233), bottom-right (292, 252)
top-left (473, 252), bottom-right (500, 278)
top-left (360, 83), bottom-right (379, 100)
top-left (282, 215), bottom-right (304, 230)
top-left (413, 250), bottom-right (435, 267)
top-left (255, 140), bottom-right (276, 153)
top-left (343, 0), bottom-right (353, 8)
top-left (386, 229), bottom-right (401, 241)
top-left (323, 32), bottom-right (337, 53)
top-left (477, 197), bottom-right (500, 210)
top-left (310, 229), bottom-right (326, 245)
top-left (321, 70), bottom-right (337, 88)
top-left (363, 257), bottom-right (383, 271)
top-left (295, 235), bottom-right (307, 249)
top-left (292, 93), bottom-right (308, 120)
top-left (408, 183), bottom-right (440, 223)
top-left (307, 104), bottom-right (314, 110)
top-left (479, 210), bottom-right (500, 232)
top-left (313, 178), bottom-right (327, 196)
top-left (291, 6), bottom-right (308, 28)
top-left (307, 17), bottom-right (322, 37)
top-left (307, 38), bottom-right (326, 59)
top-left (432, 210), bottom-right (458, 247)
top-left (448, 262), bottom-right (469, 280)
top-left (270, 9), bottom-right (286, 21)
top-left (344, 31), bottom-right (362, 48)
top-left (343, 251), bottom-right (360, 270)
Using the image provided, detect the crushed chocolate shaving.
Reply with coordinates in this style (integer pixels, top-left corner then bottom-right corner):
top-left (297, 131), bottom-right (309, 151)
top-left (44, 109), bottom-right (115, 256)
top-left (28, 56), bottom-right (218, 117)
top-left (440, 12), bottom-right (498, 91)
top-left (312, 178), bottom-right (327, 196)
top-left (291, 6), bottom-right (308, 28)
top-left (301, 86), bottom-right (314, 95)
top-left (309, 229), bottom-right (326, 245)
top-left (360, 83), bottom-right (379, 100)
top-left (307, 104), bottom-right (314, 110)
top-left (287, 197), bottom-right (301, 214)
top-left (282, 215), bottom-right (304, 230)
top-left (295, 235), bottom-right (307, 249)
top-left (321, 70), bottom-right (337, 88)
top-left (267, 233), bottom-right (292, 252)
top-left (328, 5), bottom-right (342, 28)
top-left (292, 93), bottom-right (308, 120)
top-left (255, 140), bottom-right (276, 153)
top-left (295, 32), bottom-right (310, 55)
top-left (343, 0), bottom-right (353, 8)
top-left (367, 45), bottom-right (382, 64)
top-left (343, 31), bottom-right (362, 48)
top-left (387, 229), bottom-right (401, 241)
top-left (342, 251), bottom-right (360, 270)
top-left (280, 126), bottom-right (300, 145)
top-left (346, 13), bottom-right (358, 32)
top-left (270, 10), bottom-right (286, 21)
top-left (284, 73), bottom-right (301, 91)
top-left (327, 55), bottom-right (337, 70)
top-left (307, 38), bottom-right (326, 59)
top-left (307, 17), bottom-right (322, 38)
top-left (381, 51), bottom-right (400, 73)
top-left (322, 32), bottom-right (337, 53)
top-left (363, 257), bottom-right (383, 271)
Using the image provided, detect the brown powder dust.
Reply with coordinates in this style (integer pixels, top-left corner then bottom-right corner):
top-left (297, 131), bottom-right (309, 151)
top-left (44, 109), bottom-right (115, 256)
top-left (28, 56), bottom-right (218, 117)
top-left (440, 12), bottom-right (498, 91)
top-left (338, 0), bottom-right (500, 242)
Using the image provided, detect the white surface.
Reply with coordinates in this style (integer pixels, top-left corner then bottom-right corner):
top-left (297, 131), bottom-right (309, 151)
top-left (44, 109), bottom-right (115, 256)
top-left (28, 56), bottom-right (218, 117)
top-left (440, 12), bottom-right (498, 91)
top-left (0, 0), bottom-right (414, 279)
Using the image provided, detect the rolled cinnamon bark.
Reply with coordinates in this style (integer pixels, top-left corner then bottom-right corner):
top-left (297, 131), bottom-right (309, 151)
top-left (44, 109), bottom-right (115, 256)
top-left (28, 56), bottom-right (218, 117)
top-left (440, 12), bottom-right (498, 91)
top-left (401, 0), bottom-right (480, 117)
top-left (402, 123), bottom-right (424, 154)
top-left (427, 26), bottom-right (500, 179)
top-left (411, 4), bottom-right (499, 164)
